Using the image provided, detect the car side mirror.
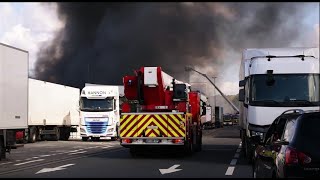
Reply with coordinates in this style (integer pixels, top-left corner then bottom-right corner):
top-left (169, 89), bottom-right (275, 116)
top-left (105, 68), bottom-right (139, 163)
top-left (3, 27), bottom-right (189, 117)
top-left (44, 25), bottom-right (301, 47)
top-left (239, 89), bottom-right (245, 102)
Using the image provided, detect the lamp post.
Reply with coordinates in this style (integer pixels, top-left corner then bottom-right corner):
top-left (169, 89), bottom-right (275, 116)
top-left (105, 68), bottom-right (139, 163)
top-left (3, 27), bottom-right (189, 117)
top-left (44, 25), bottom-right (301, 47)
top-left (211, 76), bottom-right (217, 108)
top-left (185, 66), bottom-right (239, 113)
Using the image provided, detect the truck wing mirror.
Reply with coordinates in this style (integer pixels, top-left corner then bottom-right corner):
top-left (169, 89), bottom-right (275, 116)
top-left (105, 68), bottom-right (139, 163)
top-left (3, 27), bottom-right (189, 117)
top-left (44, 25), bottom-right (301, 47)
top-left (239, 89), bottom-right (245, 102)
top-left (239, 80), bottom-right (246, 87)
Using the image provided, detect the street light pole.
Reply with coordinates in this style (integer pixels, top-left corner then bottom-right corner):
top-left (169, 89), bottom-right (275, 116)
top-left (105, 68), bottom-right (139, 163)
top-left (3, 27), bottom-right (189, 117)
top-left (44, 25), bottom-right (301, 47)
top-left (185, 66), bottom-right (239, 113)
top-left (212, 76), bottom-right (217, 108)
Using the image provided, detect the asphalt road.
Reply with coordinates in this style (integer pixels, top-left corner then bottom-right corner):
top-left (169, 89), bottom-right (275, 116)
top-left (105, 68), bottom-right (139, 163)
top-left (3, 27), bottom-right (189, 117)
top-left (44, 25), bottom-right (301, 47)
top-left (0, 126), bottom-right (252, 178)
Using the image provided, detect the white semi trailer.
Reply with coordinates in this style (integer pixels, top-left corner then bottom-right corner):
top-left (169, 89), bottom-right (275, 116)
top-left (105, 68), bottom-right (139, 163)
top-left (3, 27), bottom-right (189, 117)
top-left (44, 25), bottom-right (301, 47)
top-left (0, 43), bottom-right (28, 160)
top-left (27, 78), bottom-right (80, 142)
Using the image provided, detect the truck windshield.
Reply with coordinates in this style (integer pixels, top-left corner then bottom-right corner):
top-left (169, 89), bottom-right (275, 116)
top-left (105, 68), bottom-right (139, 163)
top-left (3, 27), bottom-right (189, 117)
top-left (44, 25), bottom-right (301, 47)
top-left (80, 97), bottom-right (114, 112)
top-left (250, 74), bottom-right (320, 107)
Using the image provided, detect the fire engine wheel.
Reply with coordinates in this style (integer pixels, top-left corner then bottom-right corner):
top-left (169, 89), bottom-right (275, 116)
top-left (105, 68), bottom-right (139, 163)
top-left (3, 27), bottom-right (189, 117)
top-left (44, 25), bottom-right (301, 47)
top-left (0, 137), bottom-right (6, 160)
top-left (184, 139), bottom-right (193, 156)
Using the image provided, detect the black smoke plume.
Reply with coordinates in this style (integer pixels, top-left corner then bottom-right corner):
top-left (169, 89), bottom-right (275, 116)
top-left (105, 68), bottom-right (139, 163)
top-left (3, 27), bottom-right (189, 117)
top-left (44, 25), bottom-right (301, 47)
top-left (34, 2), bottom-right (312, 89)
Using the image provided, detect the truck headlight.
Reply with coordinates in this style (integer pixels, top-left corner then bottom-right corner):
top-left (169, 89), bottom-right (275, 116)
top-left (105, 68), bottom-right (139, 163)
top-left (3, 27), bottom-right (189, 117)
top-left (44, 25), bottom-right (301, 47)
top-left (251, 131), bottom-right (264, 140)
top-left (108, 128), bottom-right (114, 132)
top-left (80, 128), bottom-right (86, 133)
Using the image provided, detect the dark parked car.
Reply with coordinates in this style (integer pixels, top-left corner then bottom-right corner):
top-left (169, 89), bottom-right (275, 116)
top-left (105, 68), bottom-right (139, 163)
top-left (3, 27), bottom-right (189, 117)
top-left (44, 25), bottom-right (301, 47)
top-left (252, 109), bottom-right (320, 178)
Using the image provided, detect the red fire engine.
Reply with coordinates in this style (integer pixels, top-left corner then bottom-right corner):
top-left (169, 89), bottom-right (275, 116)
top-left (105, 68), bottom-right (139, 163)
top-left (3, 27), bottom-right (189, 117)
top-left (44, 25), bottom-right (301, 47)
top-left (120, 66), bottom-right (204, 156)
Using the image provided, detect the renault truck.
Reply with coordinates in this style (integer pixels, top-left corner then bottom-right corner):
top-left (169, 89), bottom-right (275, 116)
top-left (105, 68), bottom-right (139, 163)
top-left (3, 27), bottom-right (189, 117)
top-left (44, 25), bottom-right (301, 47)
top-left (80, 84), bottom-right (121, 141)
top-left (0, 43), bottom-right (28, 160)
top-left (238, 47), bottom-right (320, 163)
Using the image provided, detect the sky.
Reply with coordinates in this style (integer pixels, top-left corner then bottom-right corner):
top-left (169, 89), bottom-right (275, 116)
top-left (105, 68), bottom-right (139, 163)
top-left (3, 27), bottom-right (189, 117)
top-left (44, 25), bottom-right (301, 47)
top-left (0, 2), bottom-right (319, 95)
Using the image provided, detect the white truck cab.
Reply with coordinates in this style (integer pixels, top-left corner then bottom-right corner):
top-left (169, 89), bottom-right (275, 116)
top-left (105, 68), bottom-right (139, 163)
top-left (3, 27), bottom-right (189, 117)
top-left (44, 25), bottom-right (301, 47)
top-left (238, 47), bottom-right (320, 162)
top-left (79, 85), bottom-right (120, 141)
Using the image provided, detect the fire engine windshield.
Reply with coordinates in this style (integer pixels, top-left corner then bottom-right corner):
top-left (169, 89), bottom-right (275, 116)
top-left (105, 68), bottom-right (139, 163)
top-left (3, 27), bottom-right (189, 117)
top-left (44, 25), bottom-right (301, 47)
top-left (250, 74), bottom-right (320, 107)
top-left (80, 97), bottom-right (114, 112)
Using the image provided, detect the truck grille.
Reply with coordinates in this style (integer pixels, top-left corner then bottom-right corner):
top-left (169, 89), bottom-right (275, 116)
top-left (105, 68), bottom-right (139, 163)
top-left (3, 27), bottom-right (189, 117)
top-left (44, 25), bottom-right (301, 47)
top-left (85, 121), bottom-right (108, 134)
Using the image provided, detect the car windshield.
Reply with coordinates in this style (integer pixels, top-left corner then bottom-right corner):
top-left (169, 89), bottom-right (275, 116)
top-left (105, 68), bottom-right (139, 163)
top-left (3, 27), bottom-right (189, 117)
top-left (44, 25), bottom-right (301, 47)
top-left (250, 74), bottom-right (320, 106)
top-left (80, 97), bottom-right (114, 112)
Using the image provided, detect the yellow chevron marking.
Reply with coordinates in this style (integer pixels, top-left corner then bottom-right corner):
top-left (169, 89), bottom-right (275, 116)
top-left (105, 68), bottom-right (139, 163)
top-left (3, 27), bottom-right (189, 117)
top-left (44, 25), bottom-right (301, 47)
top-left (148, 132), bottom-right (157, 137)
top-left (124, 114), bottom-right (141, 131)
top-left (120, 115), bottom-right (140, 137)
top-left (169, 114), bottom-right (181, 125)
top-left (120, 114), bottom-right (188, 138)
top-left (151, 117), bottom-right (169, 137)
top-left (167, 120), bottom-right (185, 137)
top-left (120, 115), bottom-right (127, 123)
top-left (120, 115), bottom-right (135, 130)
top-left (126, 115), bottom-right (150, 137)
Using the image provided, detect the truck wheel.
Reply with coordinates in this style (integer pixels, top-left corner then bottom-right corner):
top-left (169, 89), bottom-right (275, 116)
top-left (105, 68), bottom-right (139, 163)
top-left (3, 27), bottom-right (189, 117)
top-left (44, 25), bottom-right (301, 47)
top-left (193, 128), bottom-right (201, 152)
top-left (52, 127), bottom-right (60, 141)
top-left (28, 127), bottom-right (37, 143)
top-left (82, 137), bottom-right (89, 141)
top-left (0, 137), bottom-right (6, 160)
top-left (60, 128), bottom-right (70, 141)
top-left (245, 138), bottom-right (253, 164)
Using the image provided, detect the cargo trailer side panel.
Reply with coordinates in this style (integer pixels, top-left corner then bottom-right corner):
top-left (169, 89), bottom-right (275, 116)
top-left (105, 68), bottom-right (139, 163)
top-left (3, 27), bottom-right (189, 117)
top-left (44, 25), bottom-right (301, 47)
top-left (28, 79), bottom-right (80, 126)
top-left (0, 43), bottom-right (28, 129)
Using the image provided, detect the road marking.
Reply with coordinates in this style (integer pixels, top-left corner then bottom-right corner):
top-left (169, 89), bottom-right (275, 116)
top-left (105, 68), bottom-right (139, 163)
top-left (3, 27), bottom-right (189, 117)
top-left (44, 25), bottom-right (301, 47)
top-left (0, 162), bottom-right (12, 165)
top-left (100, 146), bottom-right (113, 149)
top-left (14, 159), bottom-right (45, 166)
top-left (15, 160), bottom-right (22, 162)
top-left (36, 163), bottom-right (75, 174)
top-left (159, 164), bottom-right (182, 175)
top-left (68, 151), bottom-right (87, 155)
top-left (39, 155), bottom-right (51, 157)
top-left (234, 153), bottom-right (240, 158)
top-left (225, 166), bottom-right (235, 176)
top-left (0, 148), bottom-right (124, 176)
top-left (68, 150), bottom-right (81, 153)
top-left (236, 149), bottom-right (241, 153)
top-left (230, 159), bottom-right (237, 166)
